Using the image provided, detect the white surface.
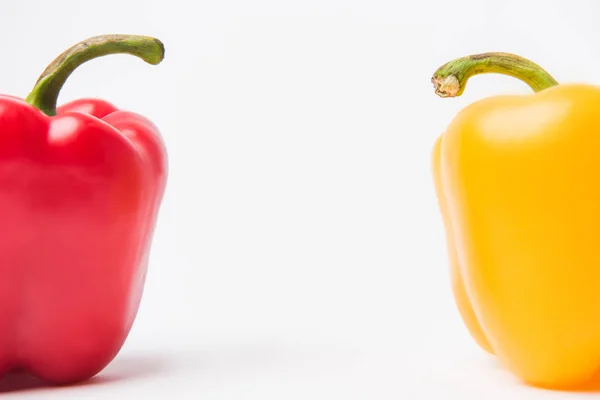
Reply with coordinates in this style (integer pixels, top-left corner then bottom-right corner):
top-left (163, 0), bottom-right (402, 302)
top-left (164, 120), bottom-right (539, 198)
top-left (1, 0), bottom-right (600, 398)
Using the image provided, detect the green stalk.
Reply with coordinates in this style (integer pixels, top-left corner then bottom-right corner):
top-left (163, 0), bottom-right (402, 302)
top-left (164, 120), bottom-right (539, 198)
top-left (431, 52), bottom-right (558, 98)
top-left (25, 34), bottom-right (165, 116)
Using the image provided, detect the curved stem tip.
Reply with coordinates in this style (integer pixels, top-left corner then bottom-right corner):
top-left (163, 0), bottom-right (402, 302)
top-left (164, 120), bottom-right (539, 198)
top-left (431, 52), bottom-right (558, 98)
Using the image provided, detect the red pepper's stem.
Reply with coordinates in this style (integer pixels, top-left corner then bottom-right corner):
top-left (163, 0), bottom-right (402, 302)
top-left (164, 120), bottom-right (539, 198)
top-left (431, 52), bottom-right (558, 98)
top-left (25, 34), bottom-right (165, 116)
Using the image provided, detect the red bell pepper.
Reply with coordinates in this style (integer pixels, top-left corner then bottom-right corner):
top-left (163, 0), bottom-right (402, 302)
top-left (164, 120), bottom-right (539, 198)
top-left (0, 34), bottom-right (168, 384)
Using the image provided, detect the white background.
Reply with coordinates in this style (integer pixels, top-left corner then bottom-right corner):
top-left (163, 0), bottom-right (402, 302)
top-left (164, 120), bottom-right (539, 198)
top-left (1, 0), bottom-right (599, 398)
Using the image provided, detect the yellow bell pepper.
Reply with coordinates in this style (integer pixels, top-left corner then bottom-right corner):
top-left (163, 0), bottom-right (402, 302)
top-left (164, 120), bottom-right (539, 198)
top-left (431, 52), bottom-right (600, 389)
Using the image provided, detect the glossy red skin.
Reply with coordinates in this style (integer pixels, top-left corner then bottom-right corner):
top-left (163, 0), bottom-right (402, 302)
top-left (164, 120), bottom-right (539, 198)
top-left (0, 96), bottom-right (167, 384)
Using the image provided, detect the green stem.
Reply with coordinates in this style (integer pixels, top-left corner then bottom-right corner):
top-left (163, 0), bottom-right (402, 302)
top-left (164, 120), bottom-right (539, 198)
top-left (25, 34), bottom-right (165, 116)
top-left (431, 52), bottom-right (558, 98)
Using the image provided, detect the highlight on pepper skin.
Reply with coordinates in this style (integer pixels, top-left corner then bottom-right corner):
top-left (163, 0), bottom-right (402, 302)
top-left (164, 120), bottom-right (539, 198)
top-left (431, 52), bottom-right (600, 390)
top-left (0, 34), bottom-right (167, 385)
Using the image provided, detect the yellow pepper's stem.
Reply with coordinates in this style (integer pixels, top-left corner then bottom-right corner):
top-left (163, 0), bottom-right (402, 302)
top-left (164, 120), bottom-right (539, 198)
top-left (431, 52), bottom-right (559, 98)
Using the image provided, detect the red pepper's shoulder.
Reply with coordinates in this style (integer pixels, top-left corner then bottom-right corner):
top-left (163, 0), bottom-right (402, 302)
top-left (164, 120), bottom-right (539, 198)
top-left (0, 96), bottom-right (49, 149)
top-left (102, 111), bottom-right (168, 186)
top-left (57, 99), bottom-right (119, 119)
top-left (55, 100), bottom-right (167, 182)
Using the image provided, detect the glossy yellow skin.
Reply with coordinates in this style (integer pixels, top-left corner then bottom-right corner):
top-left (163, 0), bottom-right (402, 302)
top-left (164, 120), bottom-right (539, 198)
top-left (432, 83), bottom-right (600, 389)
